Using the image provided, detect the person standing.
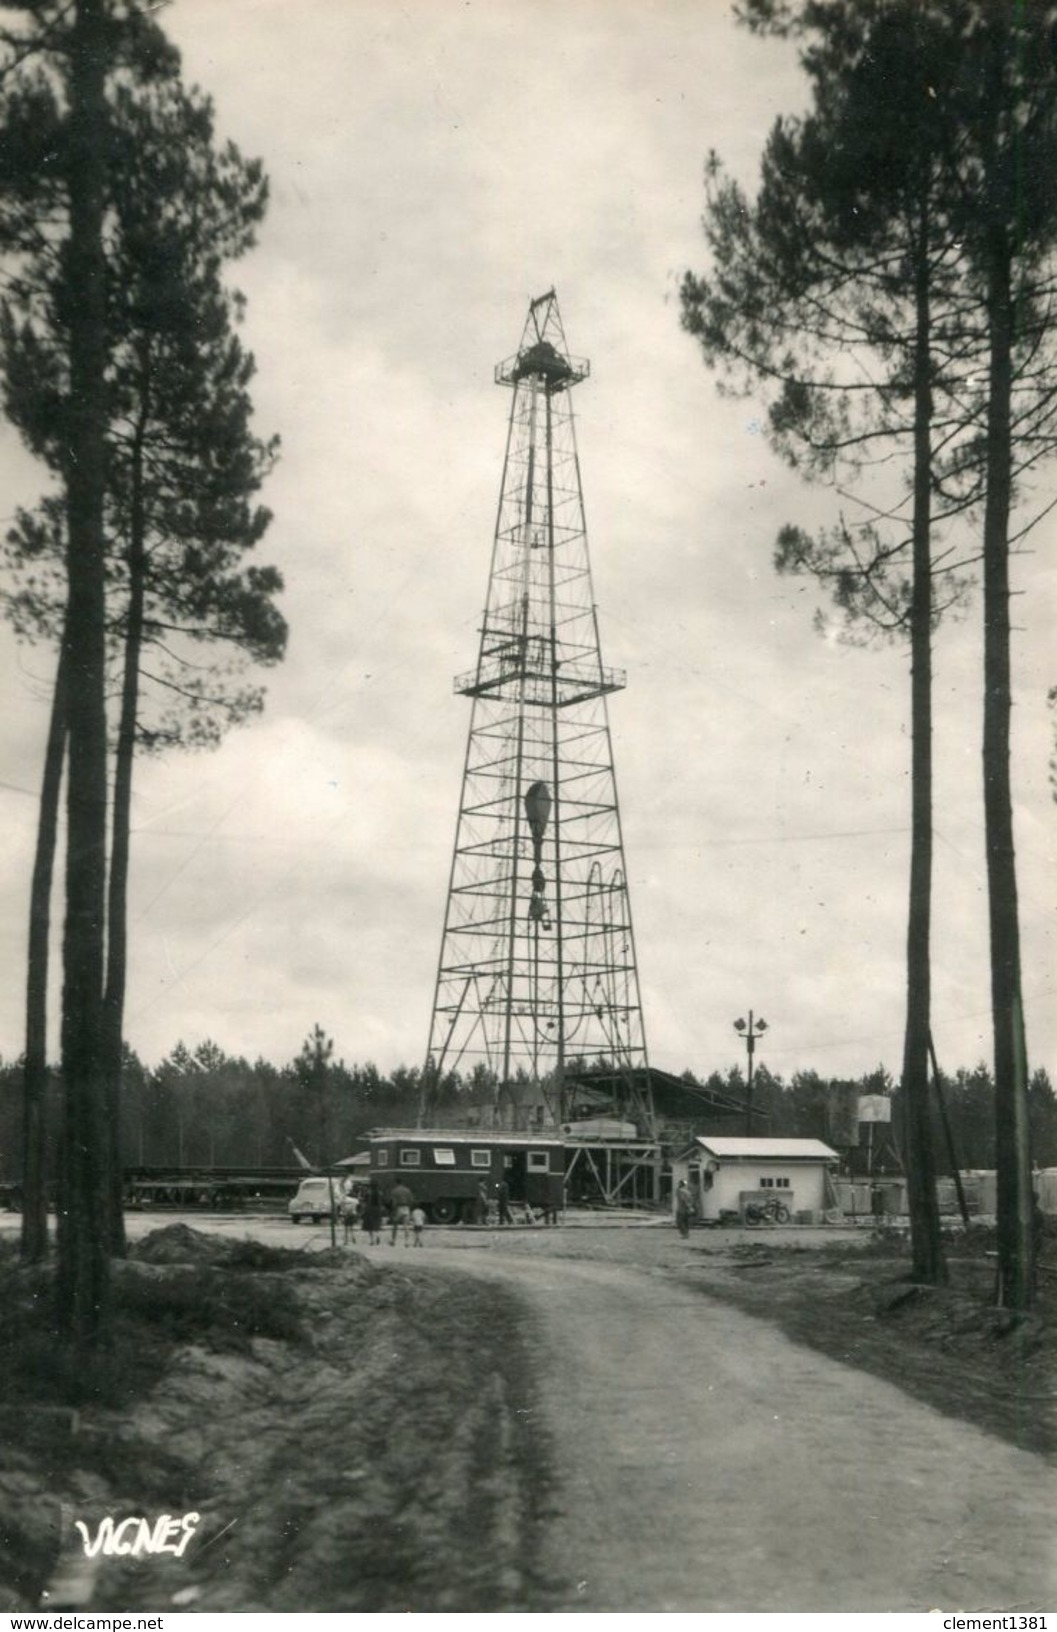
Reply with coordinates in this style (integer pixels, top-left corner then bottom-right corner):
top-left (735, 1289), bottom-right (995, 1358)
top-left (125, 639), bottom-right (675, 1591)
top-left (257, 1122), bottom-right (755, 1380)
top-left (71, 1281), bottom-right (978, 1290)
top-left (675, 1179), bottom-right (694, 1240)
top-left (341, 1185), bottom-right (360, 1244)
top-left (389, 1180), bottom-right (415, 1246)
top-left (411, 1204), bottom-right (426, 1247)
top-left (496, 1178), bottom-right (514, 1226)
top-left (476, 1180), bottom-right (490, 1225)
top-left (362, 1179), bottom-right (384, 1245)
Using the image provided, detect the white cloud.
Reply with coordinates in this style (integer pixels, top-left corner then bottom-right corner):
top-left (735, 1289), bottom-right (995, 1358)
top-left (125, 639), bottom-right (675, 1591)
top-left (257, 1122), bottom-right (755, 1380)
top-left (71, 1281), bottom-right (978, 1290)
top-left (0, 0), bottom-right (1051, 1086)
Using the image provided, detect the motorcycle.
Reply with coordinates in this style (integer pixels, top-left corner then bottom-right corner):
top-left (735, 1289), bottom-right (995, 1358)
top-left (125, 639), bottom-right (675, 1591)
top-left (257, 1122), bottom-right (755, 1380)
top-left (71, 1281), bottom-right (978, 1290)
top-left (744, 1195), bottom-right (792, 1226)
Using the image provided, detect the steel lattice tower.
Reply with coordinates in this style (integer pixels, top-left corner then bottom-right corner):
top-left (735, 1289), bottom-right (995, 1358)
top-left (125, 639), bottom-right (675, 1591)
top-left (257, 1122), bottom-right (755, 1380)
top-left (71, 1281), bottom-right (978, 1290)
top-left (424, 292), bottom-right (653, 1134)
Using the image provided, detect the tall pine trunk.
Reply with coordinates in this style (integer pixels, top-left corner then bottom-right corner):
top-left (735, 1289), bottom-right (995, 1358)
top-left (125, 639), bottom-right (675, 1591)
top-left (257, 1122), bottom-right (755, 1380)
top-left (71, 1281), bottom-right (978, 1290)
top-left (901, 205), bottom-right (946, 1285)
top-left (982, 235), bottom-right (1034, 1309)
top-left (102, 397), bottom-right (150, 1256)
top-left (56, 0), bottom-right (112, 1354)
top-left (21, 646), bottom-right (68, 1262)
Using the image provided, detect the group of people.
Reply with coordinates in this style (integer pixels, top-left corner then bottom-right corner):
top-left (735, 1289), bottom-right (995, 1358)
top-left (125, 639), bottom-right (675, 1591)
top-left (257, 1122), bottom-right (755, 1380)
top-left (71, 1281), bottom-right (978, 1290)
top-left (341, 1179), bottom-right (426, 1247)
top-left (340, 1175), bottom-right (555, 1242)
top-left (477, 1178), bottom-right (556, 1226)
top-left (483, 1178), bottom-right (514, 1225)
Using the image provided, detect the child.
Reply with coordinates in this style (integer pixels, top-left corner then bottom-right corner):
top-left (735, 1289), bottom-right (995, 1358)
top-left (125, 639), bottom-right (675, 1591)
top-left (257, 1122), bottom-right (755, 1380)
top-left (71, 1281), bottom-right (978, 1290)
top-left (411, 1204), bottom-right (426, 1247)
top-left (341, 1187), bottom-right (360, 1245)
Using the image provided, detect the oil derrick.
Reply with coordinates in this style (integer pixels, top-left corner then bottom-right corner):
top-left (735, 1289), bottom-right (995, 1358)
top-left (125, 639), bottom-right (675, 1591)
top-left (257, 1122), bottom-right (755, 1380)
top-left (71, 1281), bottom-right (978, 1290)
top-left (423, 291), bottom-right (654, 1137)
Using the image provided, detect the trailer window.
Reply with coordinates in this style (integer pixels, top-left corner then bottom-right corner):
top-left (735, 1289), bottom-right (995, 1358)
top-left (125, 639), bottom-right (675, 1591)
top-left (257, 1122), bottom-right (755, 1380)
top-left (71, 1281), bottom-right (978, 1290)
top-left (471, 1150), bottom-right (491, 1169)
top-left (527, 1151), bottom-right (549, 1173)
top-left (376, 1150), bottom-right (389, 1168)
top-left (433, 1148), bottom-right (456, 1166)
top-left (399, 1149), bottom-right (421, 1167)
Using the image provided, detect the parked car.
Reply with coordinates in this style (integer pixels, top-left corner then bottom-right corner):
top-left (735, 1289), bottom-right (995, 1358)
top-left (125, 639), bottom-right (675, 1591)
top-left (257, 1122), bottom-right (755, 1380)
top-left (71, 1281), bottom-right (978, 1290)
top-left (288, 1176), bottom-right (339, 1224)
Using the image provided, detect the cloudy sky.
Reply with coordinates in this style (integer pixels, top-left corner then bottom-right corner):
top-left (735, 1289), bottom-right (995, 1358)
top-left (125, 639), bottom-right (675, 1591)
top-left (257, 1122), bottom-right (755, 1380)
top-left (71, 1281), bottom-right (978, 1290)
top-left (0, 0), bottom-right (1052, 1087)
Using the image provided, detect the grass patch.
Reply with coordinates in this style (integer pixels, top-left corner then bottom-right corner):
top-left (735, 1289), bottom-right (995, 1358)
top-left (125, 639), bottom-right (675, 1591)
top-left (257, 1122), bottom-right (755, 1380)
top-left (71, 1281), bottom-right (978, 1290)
top-left (689, 1224), bottom-right (1057, 1458)
top-left (0, 1230), bottom-right (307, 1418)
top-left (114, 1264), bottom-right (305, 1352)
top-left (0, 1230), bottom-right (317, 1608)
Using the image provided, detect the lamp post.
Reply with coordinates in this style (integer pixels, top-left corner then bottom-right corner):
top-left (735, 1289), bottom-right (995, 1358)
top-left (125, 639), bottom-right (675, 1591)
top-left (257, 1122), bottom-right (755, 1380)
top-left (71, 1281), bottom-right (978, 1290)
top-left (733, 1011), bottom-right (768, 1136)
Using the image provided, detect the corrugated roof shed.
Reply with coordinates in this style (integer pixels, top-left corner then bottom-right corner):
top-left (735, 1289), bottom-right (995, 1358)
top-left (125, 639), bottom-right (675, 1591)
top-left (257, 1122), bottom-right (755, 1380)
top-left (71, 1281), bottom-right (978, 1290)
top-left (693, 1136), bottom-right (838, 1161)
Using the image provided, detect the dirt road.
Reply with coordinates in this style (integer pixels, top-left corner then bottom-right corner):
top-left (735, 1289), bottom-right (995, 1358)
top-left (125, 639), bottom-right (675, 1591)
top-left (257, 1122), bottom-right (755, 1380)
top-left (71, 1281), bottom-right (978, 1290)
top-left (7, 1211), bottom-right (1051, 1613)
top-left (415, 1242), bottom-right (1056, 1614)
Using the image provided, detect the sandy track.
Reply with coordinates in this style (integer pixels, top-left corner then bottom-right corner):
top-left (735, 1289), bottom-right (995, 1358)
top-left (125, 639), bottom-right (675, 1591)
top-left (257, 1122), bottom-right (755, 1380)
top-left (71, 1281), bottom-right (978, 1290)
top-left (17, 1212), bottom-right (1048, 1613)
top-left (417, 1244), bottom-right (1056, 1614)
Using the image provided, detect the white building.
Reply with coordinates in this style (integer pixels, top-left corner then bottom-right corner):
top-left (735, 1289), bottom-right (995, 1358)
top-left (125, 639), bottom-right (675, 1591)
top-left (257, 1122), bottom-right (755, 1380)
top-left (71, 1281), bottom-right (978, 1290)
top-left (672, 1135), bottom-right (840, 1223)
top-left (1036, 1168), bottom-right (1057, 1216)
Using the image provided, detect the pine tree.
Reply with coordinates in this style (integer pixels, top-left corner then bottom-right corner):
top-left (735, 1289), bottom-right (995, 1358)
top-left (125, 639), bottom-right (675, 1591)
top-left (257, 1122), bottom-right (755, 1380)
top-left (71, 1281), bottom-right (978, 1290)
top-left (0, 8), bottom-right (283, 1320)
top-left (681, 0), bottom-right (970, 1283)
top-left (0, 71), bottom-right (285, 1255)
top-left (54, 0), bottom-right (115, 1352)
top-left (949, 4), bottom-right (1057, 1307)
top-left (683, 0), bottom-right (1057, 1304)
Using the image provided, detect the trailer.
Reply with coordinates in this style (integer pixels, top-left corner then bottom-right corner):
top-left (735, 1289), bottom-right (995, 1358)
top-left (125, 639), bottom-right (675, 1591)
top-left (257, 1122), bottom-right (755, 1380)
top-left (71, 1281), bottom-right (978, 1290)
top-left (123, 1166), bottom-right (303, 1210)
top-left (366, 1129), bottom-right (565, 1224)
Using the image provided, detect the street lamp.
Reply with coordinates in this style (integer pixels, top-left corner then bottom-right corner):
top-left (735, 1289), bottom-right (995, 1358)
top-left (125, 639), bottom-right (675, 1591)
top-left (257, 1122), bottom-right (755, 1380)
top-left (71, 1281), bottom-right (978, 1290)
top-left (733, 1011), bottom-right (768, 1136)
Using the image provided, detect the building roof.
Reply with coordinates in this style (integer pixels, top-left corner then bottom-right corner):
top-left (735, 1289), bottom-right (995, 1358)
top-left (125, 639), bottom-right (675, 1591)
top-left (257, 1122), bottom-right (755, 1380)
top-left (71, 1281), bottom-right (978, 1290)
top-left (365, 1127), bottom-right (565, 1147)
top-left (569, 1065), bottom-right (752, 1123)
top-left (691, 1136), bottom-right (838, 1162)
